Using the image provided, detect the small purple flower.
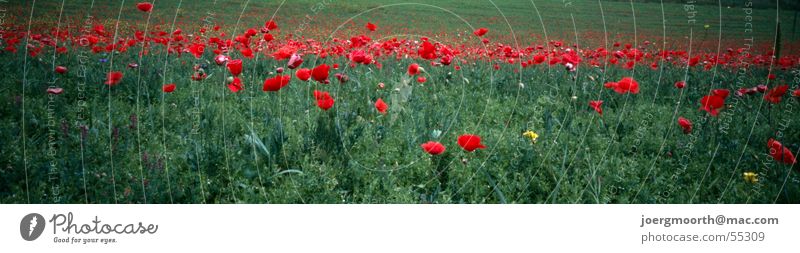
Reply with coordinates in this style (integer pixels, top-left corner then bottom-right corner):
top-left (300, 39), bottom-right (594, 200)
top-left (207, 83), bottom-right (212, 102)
top-left (112, 127), bottom-right (119, 143)
top-left (129, 114), bottom-right (138, 130)
top-left (99, 58), bottom-right (108, 63)
top-left (80, 125), bottom-right (88, 141)
top-left (156, 157), bottom-right (164, 171)
top-left (61, 119), bottom-right (69, 137)
top-left (142, 151), bottom-right (150, 169)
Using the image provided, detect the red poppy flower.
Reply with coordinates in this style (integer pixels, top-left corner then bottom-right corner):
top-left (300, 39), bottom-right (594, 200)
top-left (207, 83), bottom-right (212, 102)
top-left (227, 77), bottom-right (244, 93)
top-left (136, 2), bottom-right (153, 12)
top-left (756, 84), bottom-right (768, 93)
top-left (533, 54), bottom-right (546, 64)
top-left (712, 89), bottom-right (730, 98)
top-left (699, 89), bottom-right (729, 116)
top-left (613, 77), bottom-right (639, 94)
top-left (287, 54), bottom-right (303, 69)
top-left (162, 83), bottom-right (176, 93)
top-left (314, 90), bottom-right (334, 111)
top-left (417, 76), bottom-right (427, 83)
top-left (737, 87), bottom-right (757, 96)
top-left (191, 72), bottom-right (207, 81)
top-left (214, 54), bottom-right (229, 66)
top-left (408, 63), bottom-right (420, 76)
top-left (272, 45), bottom-right (296, 60)
top-left (763, 85), bottom-right (789, 104)
top-left (263, 75), bottom-right (291, 92)
top-left (375, 98), bottom-right (388, 114)
top-left (420, 141), bottom-right (446, 155)
top-left (473, 28), bottom-right (488, 37)
top-left (226, 59), bottom-right (242, 76)
top-left (417, 40), bottom-right (437, 60)
top-left (589, 100), bottom-right (603, 115)
top-left (311, 64), bottom-right (330, 83)
top-left (296, 68), bottom-right (311, 81)
top-left (457, 134), bottom-right (486, 152)
top-left (263, 33), bottom-right (274, 42)
top-left (768, 139), bottom-right (796, 165)
top-left (674, 81), bottom-right (686, 89)
top-left (699, 95), bottom-right (725, 116)
top-left (689, 56), bottom-right (700, 67)
top-left (335, 73), bottom-right (349, 83)
top-left (46, 87), bottom-right (64, 95)
top-left (366, 22), bottom-right (377, 31)
top-left (105, 71), bottom-right (123, 86)
top-left (678, 117), bottom-right (692, 134)
top-left (265, 20), bottom-right (278, 30)
top-left (767, 73), bottom-right (776, 80)
top-left (793, 89), bottom-right (800, 97)
top-left (55, 66), bottom-right (67, 74)
top-left (188, 43), bottom-right (204, 59)
top-left (244, 28), bottom-right (257, 38)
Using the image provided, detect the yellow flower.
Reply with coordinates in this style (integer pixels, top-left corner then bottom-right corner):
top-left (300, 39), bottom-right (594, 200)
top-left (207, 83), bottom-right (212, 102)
top-left (743, 172), bottom-right (758, 184)
top-left (522, 130), bottom-right (539, 143)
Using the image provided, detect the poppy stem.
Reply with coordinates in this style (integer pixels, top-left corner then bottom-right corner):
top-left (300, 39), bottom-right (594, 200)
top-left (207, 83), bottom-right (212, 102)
top-left (599, 116), bottom-right (611, 138)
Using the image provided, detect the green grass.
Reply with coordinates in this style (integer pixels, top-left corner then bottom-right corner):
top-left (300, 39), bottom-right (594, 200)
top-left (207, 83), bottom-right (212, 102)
top-left (0, 0), bottom-right (798, 204)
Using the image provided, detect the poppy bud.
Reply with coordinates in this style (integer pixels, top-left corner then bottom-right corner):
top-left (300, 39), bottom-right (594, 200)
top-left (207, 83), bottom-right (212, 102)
top-left (47, 87), bottom-right (64, 95)
top-left (287, 54), bottom-right (303, 69)
top-left (214, 54), bottom-right (229, 66)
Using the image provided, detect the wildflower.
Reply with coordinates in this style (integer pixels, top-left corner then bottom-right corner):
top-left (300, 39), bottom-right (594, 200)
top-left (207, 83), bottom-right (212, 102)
top-left (699, 89), bottom-right (729, 116)
top-left (743, 172), bottom-right (758, 184)
top-left (767, 138), bottom-right (797, 165)
top-left (214, 54), bottom-right (229, 66)
top-left (375, 98), bottom-right (388, 114)
top-left (420, 141), bottom-right (446, 155)
top-left (522, 131), bottom-right (539, 143)
top-left (408, 63), bottom-right (420, 76)
top-left (46, 87), bottom-right (64, 95)
top-left (473, 28), bottom-right (488, 37)
top-left (314, 90), bottom-right (334, 111)
top-left (136, 2), bottom-right (153, 12)
top-left (227, 77), bottom-right (243, 93)
top-left (311, 64), bottom-right (330, 83)
top-left (365, 22), bottom-right (377, 32)
top-left (105, 71), bottom-right (123, 86)
top-left (262, 75), bottom-right (291, 92)
top-left (763, 85), bottom-right (789, 104)
top-left (296, 68), bottom-right (311, 81)
top-left (678, 117), bottom-right (692, 134)
top-left (287, 54), bottom-right (303, 69)
top-left (226, 59), bottom-right (243, 76)
top-left (162, 83), bottom-right (176, 93)
top-left (589, 100), bottom-right (603, 115)
top-left (457, 134), bottom-right (486, 152)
